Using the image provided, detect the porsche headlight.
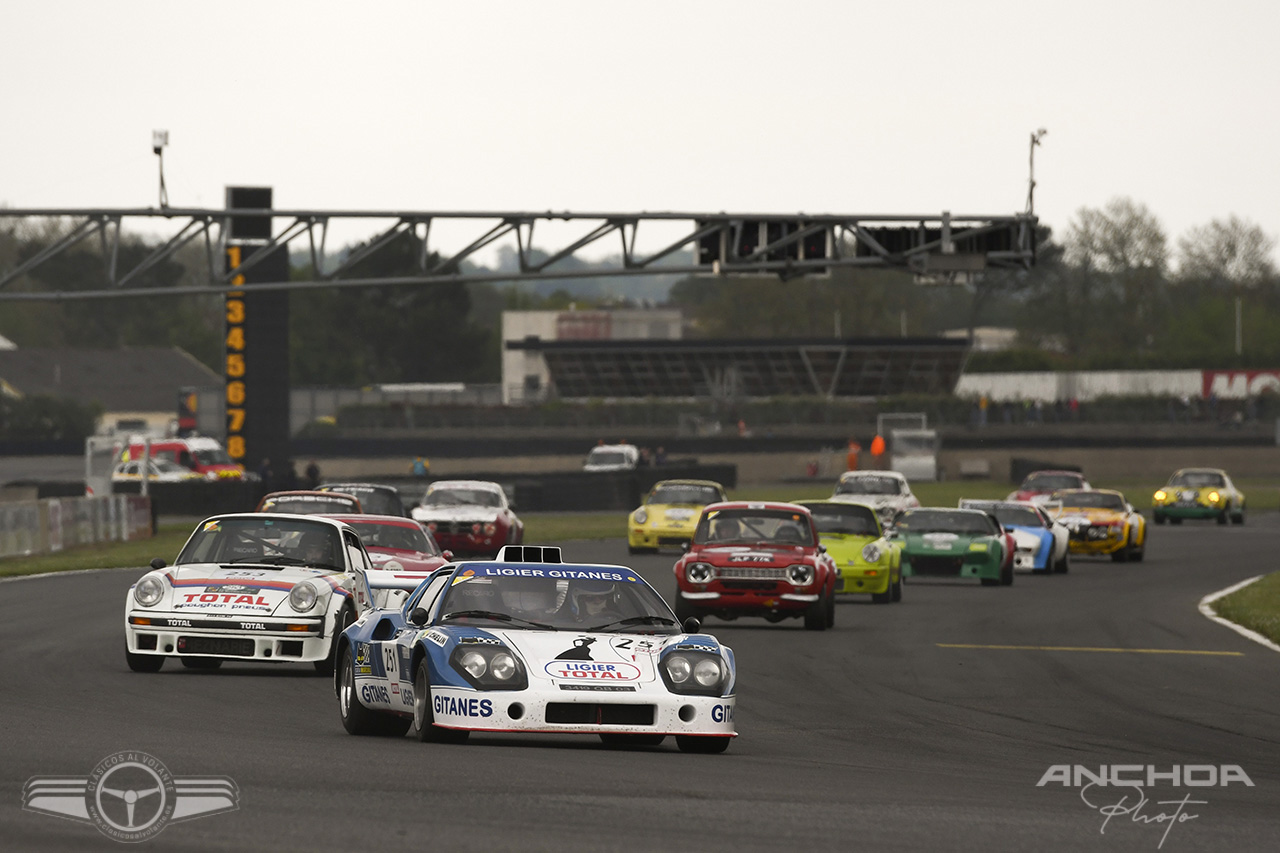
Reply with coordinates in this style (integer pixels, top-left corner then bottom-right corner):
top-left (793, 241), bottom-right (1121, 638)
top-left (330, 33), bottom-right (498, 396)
top-left (787, 564), bottom-right (814, 586)
top-left (661, 651), bottom-right (726, 695)
top-left (1208, 491), bottom-right (1221, 504)
top-left (134, 575), bottom-right (165, 607)
top-left (288, 581), bottom-right (318, 612)
top-left (634, 509), bottom-right (648, 525)
top-left (861, 542), bottom-right (883, 563)
top-left (1154, 489), bottom-right (1167, 502)
top-left (686, 562), bottom-right (714, 584)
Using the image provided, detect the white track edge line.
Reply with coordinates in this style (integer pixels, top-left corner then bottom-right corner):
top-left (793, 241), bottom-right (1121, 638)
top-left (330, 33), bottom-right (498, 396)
top-left (1198, 575), bottom-right (1280, 654)
top-left (0, 566), bottom-right (144, 584)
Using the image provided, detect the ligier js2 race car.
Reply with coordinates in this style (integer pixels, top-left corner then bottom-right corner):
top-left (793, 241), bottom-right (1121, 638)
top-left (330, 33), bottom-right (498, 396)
top-left (1152, 468), bottom-right (1245, 525)
top-left (335, 546), bottom-right (736, 753)
top-left (1054, 489), bottom-right (1146, 562)
top-left (672, 502), bottom-right (838, 630)
top-left (124, 514), bottom-right (368, 674)
top-left (959, 499), bottom-right (1070, 574)
top-left (891, 507), bottom-right (1012, 586)
top-left (796, 500), bottom-right (902, 603)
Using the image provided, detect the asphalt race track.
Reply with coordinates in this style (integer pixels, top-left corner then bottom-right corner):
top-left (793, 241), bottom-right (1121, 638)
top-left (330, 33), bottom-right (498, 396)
top-left (3, 521), bottom-right (1278, 852)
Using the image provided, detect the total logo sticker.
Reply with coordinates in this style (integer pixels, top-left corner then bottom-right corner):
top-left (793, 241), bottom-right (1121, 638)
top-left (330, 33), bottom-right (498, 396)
top-left (544, 660), bottom-right (641, 681)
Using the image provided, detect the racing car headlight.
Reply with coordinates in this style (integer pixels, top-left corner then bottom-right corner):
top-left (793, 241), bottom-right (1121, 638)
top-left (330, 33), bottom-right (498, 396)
top-left (861, 542), bottom-right (883, 563)
top-left (661, 651), bottom-right (726, 695)
top-left (449, 645), bottom-right (527, 690)
top-left (686, 562), bottom-right (714, 584)
top-left (484, 522), bottom-right (497, 535)
top-left (134, 575), bottom-right (165, 607)
top-left (288, 581), bottom-right (318, 612)
top-left (1154, 489), bottom-right (1167, 502)
top-left (787, 564), bottom-right (814, 586)
top-left (1208, 491), bottom-right (1221, 504)
top-left (634, 509), bottom-right (648, 525)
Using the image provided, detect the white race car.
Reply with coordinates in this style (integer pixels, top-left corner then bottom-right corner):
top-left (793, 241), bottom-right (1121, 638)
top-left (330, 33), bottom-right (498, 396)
top-left (829, 470), bottom-right (920, 525)
top-left (334, 546), bottom-right (738, 753)
top-left (959, 499), bottom-right (1070, 573)
top-left (124, 514), bottom-right (438, 675)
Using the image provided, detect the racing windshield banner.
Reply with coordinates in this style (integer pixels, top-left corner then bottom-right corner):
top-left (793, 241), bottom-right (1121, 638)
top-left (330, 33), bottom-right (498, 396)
top-left (452, 566), bottom-right (640, 583)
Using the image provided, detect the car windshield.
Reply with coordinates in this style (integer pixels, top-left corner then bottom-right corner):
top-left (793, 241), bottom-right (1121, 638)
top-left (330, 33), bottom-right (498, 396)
top-left (960, 502), bottom-right (1046, 528)
top-left (192, 448), bottom-right (233, 466)
top-left (347, 521), bottom-right (438, 554)
top-left (1058, 491), bottom-right (1125, 510)
top-left (805, 504), bottom-right (879, 536)
top-left (176, 516), bottom-right (344, 570)
top-left (422, 488), bottom-right (503, 508)
top-left (436, 566), bottom-right (678, 633)
top-left (323, 485), bottom-right (403, 516)
top-left (1169, 471), bottom-right (1225, 488)
top-left (896, 510), bottom-right (997, 535)
top-left (650, 484), bottom-right (721, 505)
top-left (693, 508), bottom-right (815, 546)
top-left (587, 450), bottom-right (629, 466)
top-left (150, 458), bottom-right (189, 474)
top-left (260, 495), bottom-right (360, 515)
top-left (835, 476), bottom-right (901, 496)
top-left (1024, 473), bottom-right (1083, 491)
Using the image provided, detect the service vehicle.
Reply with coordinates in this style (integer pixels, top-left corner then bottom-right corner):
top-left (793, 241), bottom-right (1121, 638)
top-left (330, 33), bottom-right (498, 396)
top-left (335, 546), bottom-right (737, 753)
top-left (672, 501), bottom-right (837, 630)
top-left (112, 457), bottom-right (202, 483)
top-left (120, 436), bottom-right (248, 480)
top-left (1152, 468), bottom-right (1245, 525)
top-left (628, 479), bottom-right (727, 554)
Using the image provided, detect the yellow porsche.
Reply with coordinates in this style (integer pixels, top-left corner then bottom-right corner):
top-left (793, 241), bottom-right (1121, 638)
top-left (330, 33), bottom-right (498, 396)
top-left (1152, 468), bottom-right (1245, 525)
top-left (627, 479), bottom-right (727, 554)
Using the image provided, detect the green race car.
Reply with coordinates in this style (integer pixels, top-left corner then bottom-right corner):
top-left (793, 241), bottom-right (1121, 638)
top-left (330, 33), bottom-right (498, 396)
top-left (890, 507), bottom-right (1012, 587)
top-left (796, 500), bottom-right (901, 603)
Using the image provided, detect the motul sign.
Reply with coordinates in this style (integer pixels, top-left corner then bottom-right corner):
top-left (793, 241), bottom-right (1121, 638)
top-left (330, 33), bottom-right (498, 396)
top-left (1202, 370), bottom-right (1280, 398)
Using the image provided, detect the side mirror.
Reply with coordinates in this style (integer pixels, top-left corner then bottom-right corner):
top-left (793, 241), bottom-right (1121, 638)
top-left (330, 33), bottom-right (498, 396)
top-left (409, 607), bottom-right (429, 626)
top-left (150, 557), bottom-right (167, 570)
top-left (681, 616), bottom-right (702, 634)
top-left (817, 544), bottom-right (827, 554)
top-left (441, 550), bottom-right (454, 561)
top-left (680, 541), bottom-right (691, 553)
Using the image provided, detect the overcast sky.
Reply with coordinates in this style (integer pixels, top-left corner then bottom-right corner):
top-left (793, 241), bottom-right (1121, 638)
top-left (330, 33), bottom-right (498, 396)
top-left (4, 1), bottom-right (1278, 266)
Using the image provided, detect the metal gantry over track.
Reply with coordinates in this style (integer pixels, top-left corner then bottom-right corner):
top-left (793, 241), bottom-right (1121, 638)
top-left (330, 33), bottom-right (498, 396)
top-left (0, 207), bottom-right (1037, 301)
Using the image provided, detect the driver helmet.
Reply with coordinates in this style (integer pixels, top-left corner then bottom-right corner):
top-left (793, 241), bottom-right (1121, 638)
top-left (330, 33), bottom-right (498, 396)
top-left (296, 529), bottom-right (335, 563)
top-left (570, 580), bottom-right (619, 617)
top-left (711, 517), bottom-right (742, 540)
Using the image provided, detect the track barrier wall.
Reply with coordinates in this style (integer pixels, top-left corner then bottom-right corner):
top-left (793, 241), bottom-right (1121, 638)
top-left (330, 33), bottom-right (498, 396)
top-left (0, 494), bottom-right (152, 559)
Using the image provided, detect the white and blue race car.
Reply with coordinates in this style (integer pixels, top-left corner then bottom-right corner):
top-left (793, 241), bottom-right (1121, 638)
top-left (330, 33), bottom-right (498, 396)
top-left (959, 499), bottom-right (1069, 573)
top-left (334, 545), bottom-right (737, 753)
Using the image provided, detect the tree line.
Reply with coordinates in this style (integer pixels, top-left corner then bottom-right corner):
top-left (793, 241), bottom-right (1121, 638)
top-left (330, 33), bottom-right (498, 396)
top-left (1, 197), bottom-right (1277, 387)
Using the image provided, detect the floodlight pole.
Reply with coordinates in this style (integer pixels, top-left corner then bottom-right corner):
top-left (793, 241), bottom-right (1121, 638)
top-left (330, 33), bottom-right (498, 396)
top-left (153, 130), bottom-right (169, 209)
top-left (1026, 128), bottom-right (1047, 214)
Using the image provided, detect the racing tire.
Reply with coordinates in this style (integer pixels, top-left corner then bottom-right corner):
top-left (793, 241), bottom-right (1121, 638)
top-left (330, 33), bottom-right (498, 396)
top-left (315, 605), bottom-right (355, 677)
top-left (890, 576), bottom-right (902, 602)
top-left (1053, 551), bottom-right (1070, 574)
top-left (804, 592), bottom-right (829, 631)
top-left (675, 735), bottom-right (730, 754)
top-left (674, 597), bottom-right (701, 624)
top-left (412, 659), bottom-right (469, 744)
top-left (125, 643), bottom-right (164, 673)
top-left (1217, 511), bottom-right (1228, 526)
top-left (599, 733), bottom-right (667, 748)
top-left (180, 657), bottom-right (222, 670)
top-left (870, 587), bottom-right (892, 604)
top-left (825, 585), bottom-right (836, 627)
top-left (1111, 548), bottom-right (1129, 563)
top-left (1169, 517), bottom-right (1182, 525)
top-left (1000, 560), bottom-right (1014, 586)
top-left (1232, 510), bottom-right (1245, 525)
top-left (339, 647), bottom-right (411, 737)
top-left (1154, 514), bottom-right (1166, 525)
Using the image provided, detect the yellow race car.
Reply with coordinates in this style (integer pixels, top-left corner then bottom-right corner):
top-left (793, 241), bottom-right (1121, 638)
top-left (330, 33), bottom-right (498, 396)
top-left (1152, 468), bottom-right (1245, 526)
top-left (1053, 489), bottom-right (1147, 562)
top-left (627, 479), bottom-right (727, 554)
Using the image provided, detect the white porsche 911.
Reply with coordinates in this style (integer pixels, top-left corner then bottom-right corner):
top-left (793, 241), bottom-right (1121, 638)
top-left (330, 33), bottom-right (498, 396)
top-left (123, 513), bottom-right (435, 675)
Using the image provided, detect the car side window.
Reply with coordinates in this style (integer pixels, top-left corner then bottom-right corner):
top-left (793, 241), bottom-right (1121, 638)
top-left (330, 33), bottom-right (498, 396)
top-left (406, 574), bottom-right (451, 619)
top-left (344, 532), bottom-right (371, 572)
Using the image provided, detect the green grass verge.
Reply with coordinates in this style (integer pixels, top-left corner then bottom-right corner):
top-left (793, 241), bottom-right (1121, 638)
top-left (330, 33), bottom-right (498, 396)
top-left (1209, 573), bottom-right (1280, 645)
top-left (0, 524), bottom-right (192, 578)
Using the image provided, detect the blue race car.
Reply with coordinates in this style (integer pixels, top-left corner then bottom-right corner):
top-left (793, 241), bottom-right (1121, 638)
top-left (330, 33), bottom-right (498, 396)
top-left (334, 545), bottom-right (737, 753)
top-left (959, 499), bottom-right (1070, 573)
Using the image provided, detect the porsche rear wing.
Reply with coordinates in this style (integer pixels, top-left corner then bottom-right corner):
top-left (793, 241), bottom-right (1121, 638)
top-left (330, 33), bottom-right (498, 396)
top-left (353, 569), bottom-right (441, 613)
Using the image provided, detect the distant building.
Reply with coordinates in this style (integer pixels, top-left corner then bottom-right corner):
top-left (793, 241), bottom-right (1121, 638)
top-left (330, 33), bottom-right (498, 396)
top-left (0, 347), bottom-right (221, 435)
top-left (502, 308), bottom-right (683, 403)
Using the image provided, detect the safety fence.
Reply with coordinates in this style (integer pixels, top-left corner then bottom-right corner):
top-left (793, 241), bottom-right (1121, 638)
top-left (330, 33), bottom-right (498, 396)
top-left (0, 494), bottom-right (152, 559)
